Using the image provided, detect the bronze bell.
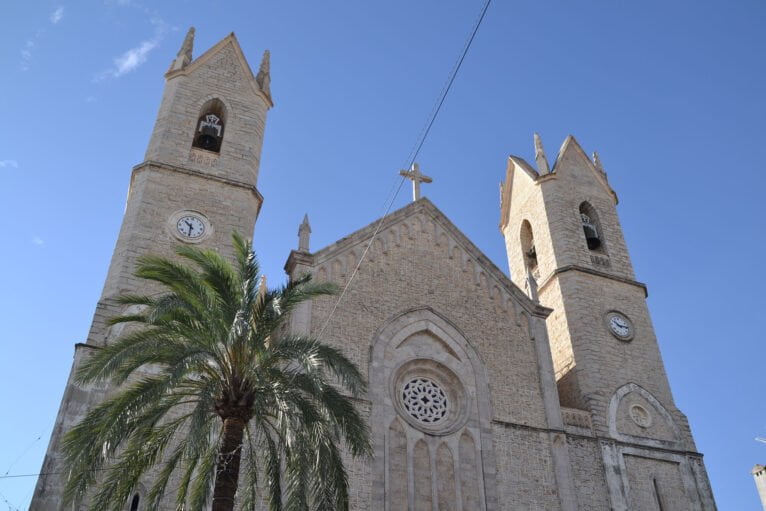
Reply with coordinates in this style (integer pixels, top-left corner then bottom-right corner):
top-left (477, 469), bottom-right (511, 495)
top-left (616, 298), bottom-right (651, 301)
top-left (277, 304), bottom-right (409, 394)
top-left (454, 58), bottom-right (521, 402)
top-left (196, 124), bottom-right (221, 152)
top-left (581, 214), bottom-right (601, 249)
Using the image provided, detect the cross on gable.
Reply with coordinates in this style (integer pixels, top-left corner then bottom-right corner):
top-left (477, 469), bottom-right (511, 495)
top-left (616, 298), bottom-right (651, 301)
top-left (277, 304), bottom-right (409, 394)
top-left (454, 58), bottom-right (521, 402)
top-left (399, 162), bottom-right (433, 202)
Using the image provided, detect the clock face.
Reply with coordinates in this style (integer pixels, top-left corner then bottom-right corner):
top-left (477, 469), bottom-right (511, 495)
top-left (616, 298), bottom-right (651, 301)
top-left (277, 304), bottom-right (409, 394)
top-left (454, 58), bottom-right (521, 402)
top-left (606, 312), bottom-right (633, 340)
top-left (176, 215), bottom-right (205, 239)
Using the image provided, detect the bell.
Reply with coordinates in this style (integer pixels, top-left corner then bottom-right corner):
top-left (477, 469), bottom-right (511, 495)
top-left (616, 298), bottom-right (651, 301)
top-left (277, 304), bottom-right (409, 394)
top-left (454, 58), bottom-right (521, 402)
top-left (195, 124), bottom-right (221, 152)
top-left (583, 224), bottom-right (601, 249)
top-left (580, 213), bottom-right (601, 250)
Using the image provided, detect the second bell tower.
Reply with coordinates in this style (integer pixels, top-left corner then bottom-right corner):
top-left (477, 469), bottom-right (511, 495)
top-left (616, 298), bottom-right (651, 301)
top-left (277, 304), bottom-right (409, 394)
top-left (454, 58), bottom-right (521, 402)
top-left (500, 134), bottom-right (715, 510)
top-left (500, 134), bottom-right (677, 431)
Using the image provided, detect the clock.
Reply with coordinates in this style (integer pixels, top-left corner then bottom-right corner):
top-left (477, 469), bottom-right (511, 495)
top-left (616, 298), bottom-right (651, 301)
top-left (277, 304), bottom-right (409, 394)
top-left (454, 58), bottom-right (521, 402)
top-left (176, 215), bottom-right (205, 239)
top-left (605, 311), bottom-right (634, 341)
top-left (168, 210), bottom-right (212, 243)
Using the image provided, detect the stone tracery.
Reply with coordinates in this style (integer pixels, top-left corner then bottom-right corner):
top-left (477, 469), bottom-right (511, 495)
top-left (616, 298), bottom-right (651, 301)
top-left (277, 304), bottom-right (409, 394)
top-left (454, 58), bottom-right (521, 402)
top-left (401, 377), bottom-right (449, 424)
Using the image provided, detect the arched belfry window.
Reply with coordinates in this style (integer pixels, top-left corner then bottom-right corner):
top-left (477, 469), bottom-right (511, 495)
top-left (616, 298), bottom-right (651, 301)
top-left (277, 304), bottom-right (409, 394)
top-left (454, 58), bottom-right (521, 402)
top-left (129, 493), bottom-right (140, 511)
top-left (192, 98), bottom-right (226, 153)
top-left (579, 202), bottom-right (605, 252)
top-left (520, 220), bottom-right (538, 278)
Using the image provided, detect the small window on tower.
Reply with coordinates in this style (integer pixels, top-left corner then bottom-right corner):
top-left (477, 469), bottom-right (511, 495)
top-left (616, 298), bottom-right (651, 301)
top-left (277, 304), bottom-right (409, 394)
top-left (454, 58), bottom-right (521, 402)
top-left (520, 220), bottom-right (538, 278)
top-left (192, 98), bottom-right (226, 153)
top-left (129, 493), bottom-right (140, 511)
top-left (579, 202), bottom-right (606, 253)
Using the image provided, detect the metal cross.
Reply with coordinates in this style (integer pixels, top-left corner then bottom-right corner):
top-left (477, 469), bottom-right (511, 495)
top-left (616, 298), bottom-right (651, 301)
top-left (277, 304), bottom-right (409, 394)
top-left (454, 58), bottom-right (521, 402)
top-left (399, 163), bottom-right (432, 202)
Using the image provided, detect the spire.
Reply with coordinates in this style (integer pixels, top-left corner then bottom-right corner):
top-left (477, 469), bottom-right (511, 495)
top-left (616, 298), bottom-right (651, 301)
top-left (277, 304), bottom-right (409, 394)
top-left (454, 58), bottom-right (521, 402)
top-left (169, 27), bottom-right (195, 72)
top-left (592, 151), bottom-right (606, 177)
top-left (534, 133), bottom-right (550, 175)
top-left (256, 50), bottom-right (272, 101)
top-left (298, 213), bottom-right (311, 252)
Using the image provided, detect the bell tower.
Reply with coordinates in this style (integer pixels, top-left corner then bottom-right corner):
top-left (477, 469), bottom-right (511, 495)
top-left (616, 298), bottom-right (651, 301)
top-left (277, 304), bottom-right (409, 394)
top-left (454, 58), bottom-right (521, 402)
top-left (88, 28), bottom-right (273, 345)
top-left (32, 29), bottom-right (273, 509)
top-left (500, 134), bottom-right (716, 510)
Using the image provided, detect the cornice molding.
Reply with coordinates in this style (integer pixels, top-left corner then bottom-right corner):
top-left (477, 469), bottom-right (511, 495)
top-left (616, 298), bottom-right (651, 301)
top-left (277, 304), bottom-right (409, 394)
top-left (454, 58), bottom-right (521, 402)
top-left (537, 264), bottom-right (648, 297)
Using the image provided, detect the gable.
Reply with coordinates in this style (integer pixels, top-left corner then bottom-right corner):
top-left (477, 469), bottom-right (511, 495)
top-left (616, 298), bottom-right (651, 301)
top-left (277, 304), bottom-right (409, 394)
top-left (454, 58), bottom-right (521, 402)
top-left (308, 198), bottom-right (548, 318)
top-left (551, 135), bottom-right (617, 204)
top-left (166, 33), bottom-right (272, 107)
top-left (301, 197), bottom-right (557, 443)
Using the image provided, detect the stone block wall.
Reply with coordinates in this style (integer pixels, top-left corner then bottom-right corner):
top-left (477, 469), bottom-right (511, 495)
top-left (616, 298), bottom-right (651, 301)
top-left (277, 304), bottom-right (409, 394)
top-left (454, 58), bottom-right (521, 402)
top-left (298, 200), bottom-right (561, 509)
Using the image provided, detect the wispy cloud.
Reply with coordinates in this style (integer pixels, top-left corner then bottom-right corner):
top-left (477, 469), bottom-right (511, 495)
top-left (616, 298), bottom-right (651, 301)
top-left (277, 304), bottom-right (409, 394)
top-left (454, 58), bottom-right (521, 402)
top-left (113, 39), bottom-right (158, 77)
top-left (20, 5), bottom-right (64, 71)
top-left (50, 6), bottom-right (64, 24)
top-left (0, 160), bottom-right (19, 169)
top-left (32, 236), bottom-right (45, 247)
top-left (20, 39), bottom-right (35, 71)
top-left (95, 16), bottom-right (168, 81)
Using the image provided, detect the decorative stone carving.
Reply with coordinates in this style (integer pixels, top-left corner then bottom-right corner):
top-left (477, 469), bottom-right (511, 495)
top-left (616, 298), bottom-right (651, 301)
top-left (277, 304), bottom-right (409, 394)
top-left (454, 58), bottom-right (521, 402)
top-left (391, 359), bottom-right (468, 436)
top-left (189, 148), bottom-right (219, 166)
top-left (590, 254), bottom-right (611, 268)
top-left (401, 377), bottom-right (448, 424)
top-left (561, 407), bottom-right (593, 431)
top-left (630, 404), bottom-right (652, 428)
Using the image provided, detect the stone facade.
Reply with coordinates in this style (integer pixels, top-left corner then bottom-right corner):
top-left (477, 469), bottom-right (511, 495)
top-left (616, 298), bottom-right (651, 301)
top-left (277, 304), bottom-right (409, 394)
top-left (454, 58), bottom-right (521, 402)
top-left (33, 30), bottom-right (716, 510)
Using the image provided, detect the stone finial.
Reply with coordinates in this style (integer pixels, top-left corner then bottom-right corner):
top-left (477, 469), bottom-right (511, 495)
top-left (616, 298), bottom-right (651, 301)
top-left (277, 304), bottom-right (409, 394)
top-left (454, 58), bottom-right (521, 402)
top-left (534, 133), bottom-right (550, 175)
top-left (169, 27), bottom-right (195, 72)
top-left (256, 50), bottom-right (272, 99)
top-left (592, 151), bottom-right (606, 176)
top-left (258, 275), bottom-right (268, 300)
top-left (298, 213), bottom-right (311, 252)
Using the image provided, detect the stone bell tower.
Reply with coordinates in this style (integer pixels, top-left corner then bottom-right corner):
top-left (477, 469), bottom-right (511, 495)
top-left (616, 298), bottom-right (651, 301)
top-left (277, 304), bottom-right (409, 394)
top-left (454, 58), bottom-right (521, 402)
top-left (500, 134), bottom-right (716, 510)
top-left (31, 29), bottom-right (272, 509)
top-left (89, 28), bottom-right (273, 343)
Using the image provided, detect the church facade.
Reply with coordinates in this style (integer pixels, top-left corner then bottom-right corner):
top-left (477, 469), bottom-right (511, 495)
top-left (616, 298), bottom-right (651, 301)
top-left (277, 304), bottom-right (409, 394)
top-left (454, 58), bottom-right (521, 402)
top-left (32, 30), bottom-right (717, 510)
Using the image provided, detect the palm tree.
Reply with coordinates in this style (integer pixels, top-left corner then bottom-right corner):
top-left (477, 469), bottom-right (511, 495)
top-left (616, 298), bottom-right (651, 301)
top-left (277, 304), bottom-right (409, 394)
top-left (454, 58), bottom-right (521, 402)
top-left (62, 233), bottom-right (371, 511)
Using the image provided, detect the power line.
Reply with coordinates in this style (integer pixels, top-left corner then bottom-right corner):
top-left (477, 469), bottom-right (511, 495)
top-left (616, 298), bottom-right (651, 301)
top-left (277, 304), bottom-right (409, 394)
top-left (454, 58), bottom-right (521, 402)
top-left (403, 0), bottom-right (493, 169)
top-left (3, 434), bottom-right (42, 477)
top-left (316, 0), bottom-right (492, 339)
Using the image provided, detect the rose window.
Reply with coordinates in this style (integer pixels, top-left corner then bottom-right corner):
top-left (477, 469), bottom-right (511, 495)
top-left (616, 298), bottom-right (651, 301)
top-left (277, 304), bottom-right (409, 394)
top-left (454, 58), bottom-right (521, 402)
top-left (401, 377), bottom-right (448, 424)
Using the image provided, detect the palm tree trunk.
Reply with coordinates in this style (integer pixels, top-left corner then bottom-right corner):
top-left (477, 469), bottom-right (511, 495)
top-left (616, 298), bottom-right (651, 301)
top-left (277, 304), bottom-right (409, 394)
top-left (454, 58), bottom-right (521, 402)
top-left (212, 416), bottom-right (246, 511)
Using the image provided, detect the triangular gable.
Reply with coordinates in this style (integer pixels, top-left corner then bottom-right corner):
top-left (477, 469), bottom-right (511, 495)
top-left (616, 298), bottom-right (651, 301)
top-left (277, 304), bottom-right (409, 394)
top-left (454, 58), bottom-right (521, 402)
top-left (551, 135), bottom-right (617, 204)
top-left (310, 198), bottom-right (548, 316)
top-left (165, 32), bottom-right (272, 107)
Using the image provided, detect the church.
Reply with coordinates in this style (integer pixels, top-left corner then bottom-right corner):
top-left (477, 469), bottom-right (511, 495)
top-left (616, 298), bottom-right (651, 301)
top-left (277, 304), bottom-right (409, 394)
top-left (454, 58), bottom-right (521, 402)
top-left (32, 30), bottom-right (717, 510)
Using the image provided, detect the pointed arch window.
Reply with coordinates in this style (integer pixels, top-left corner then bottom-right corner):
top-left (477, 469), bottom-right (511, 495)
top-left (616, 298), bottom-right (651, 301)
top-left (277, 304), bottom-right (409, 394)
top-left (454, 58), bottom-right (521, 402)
top-left (129, 493), bottom-right (140, 511)
top-left (192, 98), bottom-right (226, 153)
top-left (579, 202), bottom-right (606, 253)
top-left (520, 220), bottom-right (538, 278)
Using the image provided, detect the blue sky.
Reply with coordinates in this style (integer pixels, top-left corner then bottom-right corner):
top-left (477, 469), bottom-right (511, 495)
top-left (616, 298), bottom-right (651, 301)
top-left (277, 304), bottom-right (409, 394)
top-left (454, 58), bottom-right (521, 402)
top-left (1, 0), bottom-right (765, 508)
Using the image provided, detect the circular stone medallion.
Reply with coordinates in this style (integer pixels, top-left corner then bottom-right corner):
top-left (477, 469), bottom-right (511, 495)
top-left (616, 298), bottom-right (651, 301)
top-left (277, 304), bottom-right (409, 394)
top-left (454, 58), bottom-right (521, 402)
top-left (629, 404), bottom-right (652, 428)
